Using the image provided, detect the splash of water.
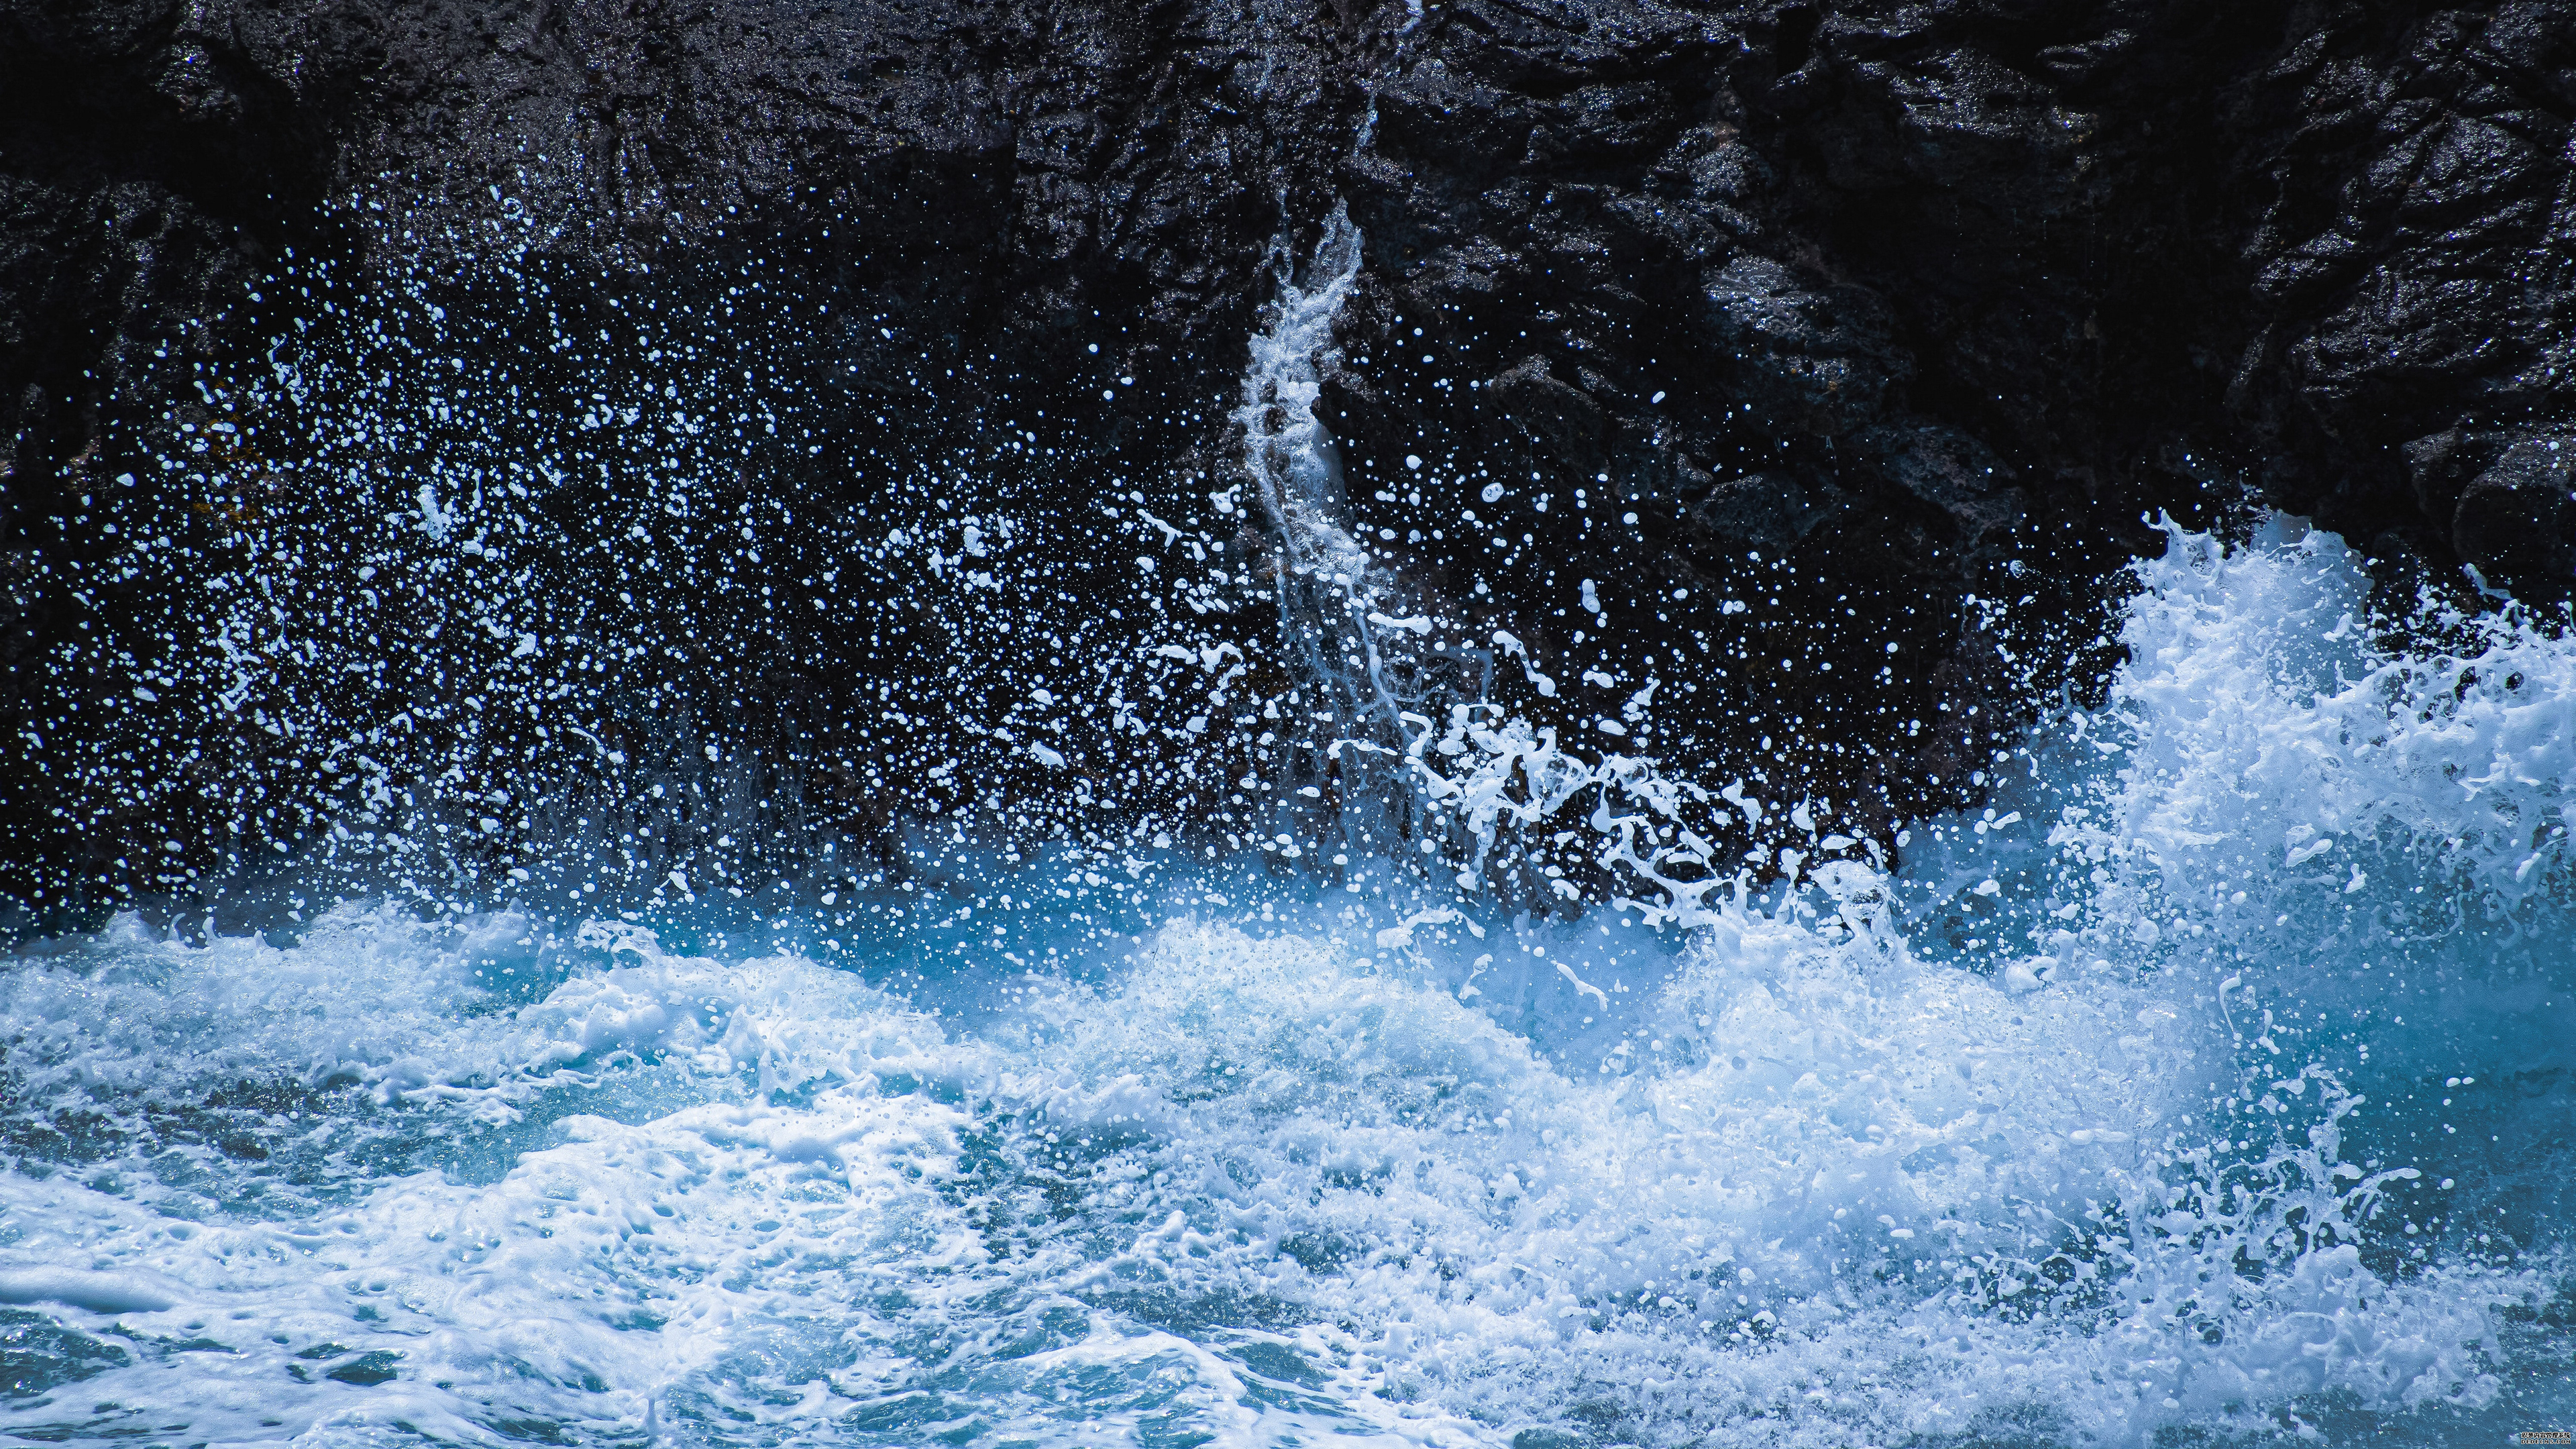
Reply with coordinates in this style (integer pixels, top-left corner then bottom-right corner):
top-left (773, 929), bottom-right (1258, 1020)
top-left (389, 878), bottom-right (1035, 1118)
top-left (1238, 203), bottom-right (1369, 587)
top-left (5, 195), bottom-right (2573, 1447)
top-left (5, 521), bottom-right (2572, 1446)
top-left (1214, 208), bottom-right (1870, 915)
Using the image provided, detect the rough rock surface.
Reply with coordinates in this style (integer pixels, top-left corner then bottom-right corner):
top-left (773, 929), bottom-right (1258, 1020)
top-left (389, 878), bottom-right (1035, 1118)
top-left (2224, 1), bottom-right (2576, 594)
top-left (3, 0), bottom-right (2572, 914)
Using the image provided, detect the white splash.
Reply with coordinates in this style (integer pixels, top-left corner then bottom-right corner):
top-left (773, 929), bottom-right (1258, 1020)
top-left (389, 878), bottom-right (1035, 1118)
top-left (1237, 203), bottom-right (1368, 584)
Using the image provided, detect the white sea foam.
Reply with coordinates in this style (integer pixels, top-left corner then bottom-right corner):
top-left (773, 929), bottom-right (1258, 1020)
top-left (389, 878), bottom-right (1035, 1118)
top-left (27, 173), bottom-right (2576, 1448)
top-left (9, 525), bottom-right (2575, 1445)
top-left (0, 903), bottom-right (2541, 1447)
top-left (9, 513), bottom-right (2575, 1443)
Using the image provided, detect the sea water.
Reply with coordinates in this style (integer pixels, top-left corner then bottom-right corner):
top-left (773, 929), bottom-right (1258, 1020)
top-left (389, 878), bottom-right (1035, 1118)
top-left (8, 209), bottom-right (2575, 1446)
top-left (3, 519), bottom-right (2572, 1446)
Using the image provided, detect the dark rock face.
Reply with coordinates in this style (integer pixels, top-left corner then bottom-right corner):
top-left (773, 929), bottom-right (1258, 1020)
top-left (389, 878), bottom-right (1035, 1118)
top-left (2226, 0), bottom-right (2576, 594)
top-left (1332, 0), bottom-right (2574, 592)
top-left (3, 0), bottom-right (2571, 914)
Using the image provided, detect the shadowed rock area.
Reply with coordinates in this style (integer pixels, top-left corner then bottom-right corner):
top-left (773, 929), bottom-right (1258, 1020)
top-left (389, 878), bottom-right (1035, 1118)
top-left (3, 0), bottom-right (2571, 922)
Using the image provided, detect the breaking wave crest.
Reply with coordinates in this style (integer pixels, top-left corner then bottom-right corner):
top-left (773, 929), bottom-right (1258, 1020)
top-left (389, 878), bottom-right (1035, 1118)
top-left (3, 521), bottom-right (2571, 1447)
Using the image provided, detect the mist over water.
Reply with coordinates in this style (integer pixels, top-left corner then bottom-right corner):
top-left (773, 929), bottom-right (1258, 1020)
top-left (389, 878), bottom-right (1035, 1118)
top-left (3, 216), bottom-right (2572, 1448)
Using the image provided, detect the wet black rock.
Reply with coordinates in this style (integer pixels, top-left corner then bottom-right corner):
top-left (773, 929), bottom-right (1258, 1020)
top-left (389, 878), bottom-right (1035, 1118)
top-left (3, 0), bottom-right (2571, 914)
top-left (2224, 1), bottom-right (2576, 595)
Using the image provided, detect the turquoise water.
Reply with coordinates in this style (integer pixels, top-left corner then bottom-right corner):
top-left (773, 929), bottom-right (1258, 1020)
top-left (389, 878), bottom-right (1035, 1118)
top-left (4, 522), bottom-right (2571, 1447)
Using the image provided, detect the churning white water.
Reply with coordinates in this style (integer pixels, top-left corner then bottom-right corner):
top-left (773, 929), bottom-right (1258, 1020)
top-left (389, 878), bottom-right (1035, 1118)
top-left (7, 205), bottom-right (2575, 1446)
top-left (3, 519), bottom-right (2571, 1446)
